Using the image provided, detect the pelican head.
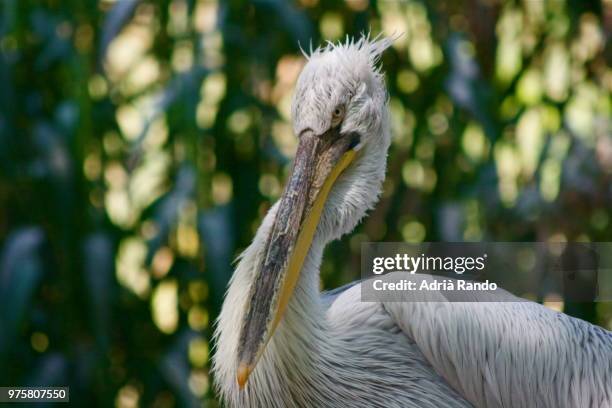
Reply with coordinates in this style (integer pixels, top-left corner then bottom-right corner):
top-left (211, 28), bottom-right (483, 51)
top-left (235, 35), bottom-right (392, 388)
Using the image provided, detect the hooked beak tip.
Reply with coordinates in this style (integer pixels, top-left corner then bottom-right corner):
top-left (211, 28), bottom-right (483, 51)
top-left (237, 363), bottom-right (252, 389)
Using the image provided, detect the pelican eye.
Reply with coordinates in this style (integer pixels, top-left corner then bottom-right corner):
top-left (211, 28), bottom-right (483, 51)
top-left (331, 105), bottom-right (345, 127)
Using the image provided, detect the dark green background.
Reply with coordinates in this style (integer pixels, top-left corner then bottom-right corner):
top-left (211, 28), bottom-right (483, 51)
top-left (0, 0), bottom-right (610, 406)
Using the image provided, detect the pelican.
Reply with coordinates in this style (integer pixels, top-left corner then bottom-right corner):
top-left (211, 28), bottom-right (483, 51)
top-left (212, 36), bottom-right (612, 407)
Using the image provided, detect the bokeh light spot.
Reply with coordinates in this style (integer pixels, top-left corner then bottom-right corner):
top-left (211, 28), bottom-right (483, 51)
top-left (320, 12), bottom-right (344, 40)
top-left (31, 332), bottom-right (49, 353)
top-left (151, 280), bottom-right (179, 334)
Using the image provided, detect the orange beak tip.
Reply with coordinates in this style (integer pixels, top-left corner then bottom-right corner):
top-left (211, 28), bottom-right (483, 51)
top-left (237, 363), bottom-right (251, 390)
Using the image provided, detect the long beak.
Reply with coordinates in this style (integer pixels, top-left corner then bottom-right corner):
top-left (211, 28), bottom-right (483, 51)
top-left (236, 128), bottom-right (359, 388)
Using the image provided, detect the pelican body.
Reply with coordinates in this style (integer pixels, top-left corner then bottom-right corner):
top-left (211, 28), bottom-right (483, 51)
top-left (212, 37), bottom-right (612, 408)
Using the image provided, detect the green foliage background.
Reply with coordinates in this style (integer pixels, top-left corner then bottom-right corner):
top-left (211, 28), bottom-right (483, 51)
top-left (0, 0), bottom-right (610, 406)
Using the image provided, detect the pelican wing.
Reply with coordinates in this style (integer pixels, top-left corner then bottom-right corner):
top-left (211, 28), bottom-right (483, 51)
top-left (379, 277), bottom-right (612, 408)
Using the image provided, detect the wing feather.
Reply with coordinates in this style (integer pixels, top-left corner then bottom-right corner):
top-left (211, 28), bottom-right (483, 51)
top-left (380, 275), bottom-right (612, 408)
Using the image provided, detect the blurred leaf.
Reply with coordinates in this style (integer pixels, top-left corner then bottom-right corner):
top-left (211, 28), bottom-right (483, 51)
top-left (83, 232), bottom-right (114, 350)
top-left (99, 0), bottom-right (140, 69)
top-left (26, 353), bottom-right (68, 387)
top-left (159, 330), bottom-right (200, 408)
top-left (254, 0), bottom-right (313, 43)
top-left (200, 204), bottom-right (234, 309)
top-left (146, 165), bottom-right (197, 264)
top-left (0, 227), bottom-right (45, 352)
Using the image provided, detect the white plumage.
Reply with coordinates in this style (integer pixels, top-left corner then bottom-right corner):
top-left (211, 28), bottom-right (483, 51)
top-left (212, 35), bottom-right (612, 408)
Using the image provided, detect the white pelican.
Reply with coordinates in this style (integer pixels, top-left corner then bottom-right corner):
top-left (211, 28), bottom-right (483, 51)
top-left (212, 36), bottom-right (612, 407)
